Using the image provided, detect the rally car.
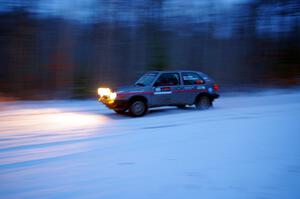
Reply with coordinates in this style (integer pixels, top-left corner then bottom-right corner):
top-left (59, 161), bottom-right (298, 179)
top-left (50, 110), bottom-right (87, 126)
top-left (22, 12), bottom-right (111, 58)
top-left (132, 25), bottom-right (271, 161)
top-left (98, 71), bottom-right (219, 117)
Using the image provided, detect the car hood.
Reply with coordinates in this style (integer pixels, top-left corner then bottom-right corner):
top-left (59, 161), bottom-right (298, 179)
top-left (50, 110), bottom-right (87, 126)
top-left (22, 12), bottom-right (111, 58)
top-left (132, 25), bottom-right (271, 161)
top-left (114, 85), bottom-right (146, 93)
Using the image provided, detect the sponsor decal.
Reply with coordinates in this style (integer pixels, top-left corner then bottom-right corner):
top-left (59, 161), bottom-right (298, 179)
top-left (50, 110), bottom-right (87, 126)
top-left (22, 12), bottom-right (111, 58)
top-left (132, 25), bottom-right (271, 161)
top-left (154, 87), bottom-right (172, 95)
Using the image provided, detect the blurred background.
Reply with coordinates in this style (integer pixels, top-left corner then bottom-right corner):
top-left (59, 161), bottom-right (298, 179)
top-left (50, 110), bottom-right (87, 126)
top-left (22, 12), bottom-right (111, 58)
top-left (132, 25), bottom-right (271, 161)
top-left (0, 0), bottom-right (299, 99)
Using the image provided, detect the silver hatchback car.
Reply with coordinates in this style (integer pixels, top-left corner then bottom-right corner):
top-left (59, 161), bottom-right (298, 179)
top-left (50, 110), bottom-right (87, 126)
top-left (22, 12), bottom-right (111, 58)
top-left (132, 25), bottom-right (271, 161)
top-left (98, 71), bottom-right (219, 116)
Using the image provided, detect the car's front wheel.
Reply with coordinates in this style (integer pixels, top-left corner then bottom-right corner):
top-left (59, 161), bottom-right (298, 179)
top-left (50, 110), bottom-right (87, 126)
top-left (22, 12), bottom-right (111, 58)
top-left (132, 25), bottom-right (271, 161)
top-left (195, 95), bottom-right (212, 110)
top-left (129, 100), bottom-right (147, 117)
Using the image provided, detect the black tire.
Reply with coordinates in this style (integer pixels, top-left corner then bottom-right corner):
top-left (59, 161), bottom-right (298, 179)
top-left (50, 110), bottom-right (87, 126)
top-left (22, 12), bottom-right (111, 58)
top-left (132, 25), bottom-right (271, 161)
top-left (114, 109), bottom-right (126, 114)
top-left (195, 96), bottom-right (212, 110)
top-left (129, 100), bottom-right (147, 117)
top-left (176, 105), bottom-right (186, 109)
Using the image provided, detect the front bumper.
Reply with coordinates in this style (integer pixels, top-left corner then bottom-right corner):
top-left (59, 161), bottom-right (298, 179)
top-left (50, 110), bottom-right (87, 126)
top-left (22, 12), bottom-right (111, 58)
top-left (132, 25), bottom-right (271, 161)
top-left (98, 98), bottom-right (128, 110)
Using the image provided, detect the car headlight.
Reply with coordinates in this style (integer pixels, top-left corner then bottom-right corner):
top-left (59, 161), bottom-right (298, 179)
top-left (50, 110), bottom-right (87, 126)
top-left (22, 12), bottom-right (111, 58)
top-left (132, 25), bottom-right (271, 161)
top-left (98, 88), bottom-right (111, 97)
top-left (109, 92), bottom-right (117, 100)
top-left (97, 87), bottom-right (117, 102)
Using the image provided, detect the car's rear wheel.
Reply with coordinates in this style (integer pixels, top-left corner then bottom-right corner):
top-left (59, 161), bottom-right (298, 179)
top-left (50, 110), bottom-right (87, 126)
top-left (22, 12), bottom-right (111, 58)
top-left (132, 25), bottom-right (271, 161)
top-left (195, 96), bottom-right (212, 110)
top-left (129, 100), bottom-right (147, 117)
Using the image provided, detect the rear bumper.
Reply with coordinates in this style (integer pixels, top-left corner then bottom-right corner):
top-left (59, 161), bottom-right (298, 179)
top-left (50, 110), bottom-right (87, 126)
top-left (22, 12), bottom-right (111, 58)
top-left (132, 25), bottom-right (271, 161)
top-left (99, 98), bottom-right (128, 110)
top-left (212, 93), bottom-right (220, 98)
top-left (211, 93), bottom-right (220, 100)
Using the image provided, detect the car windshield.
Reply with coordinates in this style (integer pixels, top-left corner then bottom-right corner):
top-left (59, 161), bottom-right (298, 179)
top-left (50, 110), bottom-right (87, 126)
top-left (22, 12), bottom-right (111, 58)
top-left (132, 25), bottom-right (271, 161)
top-left (135, 72), bottom-right (158, 86)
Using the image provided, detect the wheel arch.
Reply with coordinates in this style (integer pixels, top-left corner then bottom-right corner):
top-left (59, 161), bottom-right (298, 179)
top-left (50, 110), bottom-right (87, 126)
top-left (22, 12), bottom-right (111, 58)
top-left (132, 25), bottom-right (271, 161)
top-left (194, 92), bottom-right (214, 104)
top-left (128, 95), bottom-right (148, 105)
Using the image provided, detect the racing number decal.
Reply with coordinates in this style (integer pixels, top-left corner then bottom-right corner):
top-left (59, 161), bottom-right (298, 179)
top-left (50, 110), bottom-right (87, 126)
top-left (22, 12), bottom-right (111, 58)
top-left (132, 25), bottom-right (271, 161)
top-left (154, 87), bottom-right (172, 95)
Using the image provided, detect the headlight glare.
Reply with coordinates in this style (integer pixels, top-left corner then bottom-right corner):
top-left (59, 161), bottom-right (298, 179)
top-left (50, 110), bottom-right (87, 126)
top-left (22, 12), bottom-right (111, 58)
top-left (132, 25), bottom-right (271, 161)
top-left (98, 88), bottom-right (117, 102)
top-left (109, 92), bottom-right (117, 100)
top-left (98, 88), bottom-right (111, 97)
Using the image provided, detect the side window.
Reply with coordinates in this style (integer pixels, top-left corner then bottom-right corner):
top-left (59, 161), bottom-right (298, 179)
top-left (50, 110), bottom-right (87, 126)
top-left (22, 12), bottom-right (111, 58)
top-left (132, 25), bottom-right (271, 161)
top-left (154, 73), bottom-right (180, 87)
top-left (182, 72), bottom-right (204, 85)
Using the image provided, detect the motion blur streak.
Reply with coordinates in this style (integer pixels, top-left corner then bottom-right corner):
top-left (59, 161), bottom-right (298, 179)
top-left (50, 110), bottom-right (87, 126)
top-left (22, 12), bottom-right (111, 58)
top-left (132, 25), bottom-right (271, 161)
top-left (0, 105), bottom-right (109, 167)
top-left (0, 108), bottom-right (105, 132)
top-left (0, 105), bottom-right (108, 157)
top-left (42, 111), bottom-right (102, 130)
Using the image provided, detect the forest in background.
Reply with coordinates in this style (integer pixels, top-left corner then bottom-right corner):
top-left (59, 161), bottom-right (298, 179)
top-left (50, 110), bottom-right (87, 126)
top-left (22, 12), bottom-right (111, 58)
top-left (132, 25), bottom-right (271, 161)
top-left (0, 0), bottom-right (299, 99)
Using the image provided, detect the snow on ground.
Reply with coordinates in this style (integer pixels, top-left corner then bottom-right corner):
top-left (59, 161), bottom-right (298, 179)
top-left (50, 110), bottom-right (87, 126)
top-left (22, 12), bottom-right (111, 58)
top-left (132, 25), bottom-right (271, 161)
top-left (0, 90), bottom-right (300, 199)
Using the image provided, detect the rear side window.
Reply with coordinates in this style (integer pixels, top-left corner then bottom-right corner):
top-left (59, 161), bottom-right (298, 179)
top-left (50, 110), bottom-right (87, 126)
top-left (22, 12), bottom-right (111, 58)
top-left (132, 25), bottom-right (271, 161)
top-left (154, 73), bottom-right (180, 86)
top-left (182, 72), bottom-right (204, 85)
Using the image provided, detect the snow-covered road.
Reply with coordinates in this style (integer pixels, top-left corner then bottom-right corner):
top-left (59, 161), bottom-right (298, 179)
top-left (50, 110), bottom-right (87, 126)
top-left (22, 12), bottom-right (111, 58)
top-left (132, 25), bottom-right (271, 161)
top-left (1, 90), bottom-right (300, 199)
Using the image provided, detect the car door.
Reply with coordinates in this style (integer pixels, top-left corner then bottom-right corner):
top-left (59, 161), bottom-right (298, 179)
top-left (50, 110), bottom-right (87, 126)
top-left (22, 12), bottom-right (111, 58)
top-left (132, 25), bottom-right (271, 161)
top-left (152, 73), bottom-right (181, 106)
top-left (178, 72), bottom-right (206, 104)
